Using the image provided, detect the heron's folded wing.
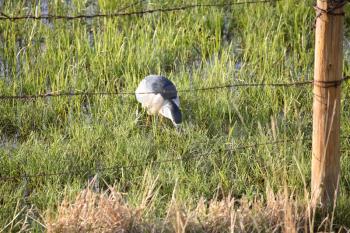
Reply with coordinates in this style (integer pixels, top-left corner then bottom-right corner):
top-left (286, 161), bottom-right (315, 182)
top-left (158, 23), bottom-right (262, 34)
top-left (147, 78), bottom-right (178, 100)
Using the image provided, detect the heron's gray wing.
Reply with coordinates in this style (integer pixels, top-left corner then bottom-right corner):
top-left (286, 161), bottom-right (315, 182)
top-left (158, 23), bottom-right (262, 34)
top-left (146, 76), bottom-right (178, 100)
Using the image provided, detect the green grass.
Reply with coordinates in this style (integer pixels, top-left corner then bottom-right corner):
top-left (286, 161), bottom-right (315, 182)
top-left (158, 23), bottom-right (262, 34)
top-left (0, 0), bottom-right (350, 231)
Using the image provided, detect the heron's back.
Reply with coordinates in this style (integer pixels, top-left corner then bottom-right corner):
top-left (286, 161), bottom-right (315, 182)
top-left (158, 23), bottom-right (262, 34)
top-left (135, 75), bottom-right (178, 105)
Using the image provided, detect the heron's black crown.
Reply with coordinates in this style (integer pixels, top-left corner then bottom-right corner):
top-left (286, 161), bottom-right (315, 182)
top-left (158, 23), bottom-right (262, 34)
top-left (166, 99), bottom-right (182, 124)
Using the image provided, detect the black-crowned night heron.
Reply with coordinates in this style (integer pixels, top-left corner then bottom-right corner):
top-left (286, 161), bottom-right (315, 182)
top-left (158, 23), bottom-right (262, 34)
top-left (135, 75), bottom-right (182, 127)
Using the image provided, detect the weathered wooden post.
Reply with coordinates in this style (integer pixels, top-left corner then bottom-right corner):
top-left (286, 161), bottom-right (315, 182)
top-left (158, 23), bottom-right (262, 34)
top-left (312, 0), bottom-right (346, 208)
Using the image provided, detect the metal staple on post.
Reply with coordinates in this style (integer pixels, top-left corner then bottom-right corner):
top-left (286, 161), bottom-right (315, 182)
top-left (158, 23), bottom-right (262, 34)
top-left (314, 0), bottom-right (347, 17)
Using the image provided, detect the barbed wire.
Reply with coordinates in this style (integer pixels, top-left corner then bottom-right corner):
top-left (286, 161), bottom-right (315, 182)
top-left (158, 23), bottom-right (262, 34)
top-left (1, 137), bottom-right (350, 207)
top-left (0, 0), bottom-right (279, 21)
top-left (0, 80), bottom-right (312, 101)
top-left (314, 0), bottom-right (347, 19)
top-left (0, 76), bottom-right (349, 102)
top-left (3, 136), bottom-right (349, 182)
top-left (0, 137), bottom-right (309, 182)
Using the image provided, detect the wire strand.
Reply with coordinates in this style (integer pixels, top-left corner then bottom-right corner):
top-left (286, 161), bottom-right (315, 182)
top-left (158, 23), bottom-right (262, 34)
top-left (0, 80), bottom-right (314, 101)
top-left (0, 76), bottom-right (349, 101)
top-left (0, 138), bottom-right (308, 182)
top-left (0, 1), bottom-right (279, 21)
top-left (5, 137), bottom-right (350, 182)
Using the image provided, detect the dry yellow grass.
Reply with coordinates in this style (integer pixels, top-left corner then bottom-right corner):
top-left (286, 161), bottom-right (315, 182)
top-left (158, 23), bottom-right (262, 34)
top-left (46, 188), bottom-right (133, 232)
top-left (46, 182), bottom-right (311, 233)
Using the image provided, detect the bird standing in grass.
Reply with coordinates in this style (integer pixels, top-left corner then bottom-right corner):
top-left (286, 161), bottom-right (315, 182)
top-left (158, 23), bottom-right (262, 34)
top-left (135, 75), bottom-right (182, 127)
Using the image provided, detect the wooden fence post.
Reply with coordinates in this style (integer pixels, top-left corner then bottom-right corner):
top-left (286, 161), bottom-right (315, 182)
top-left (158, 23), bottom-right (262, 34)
top-left (312, 0), bottom-right (345, 208)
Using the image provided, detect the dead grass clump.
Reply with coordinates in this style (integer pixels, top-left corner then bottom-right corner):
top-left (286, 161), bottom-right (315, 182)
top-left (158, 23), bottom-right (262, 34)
top-left (46, 184), bottom-right (310, 233)
top-left (46, 187), bottom-right (134, 233)
top-left (167, 187), bottom-right (304, 233)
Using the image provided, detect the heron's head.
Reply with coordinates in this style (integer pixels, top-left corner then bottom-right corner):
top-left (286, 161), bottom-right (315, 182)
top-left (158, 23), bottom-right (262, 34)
top-left (161, 99), bottom-right (182, 127)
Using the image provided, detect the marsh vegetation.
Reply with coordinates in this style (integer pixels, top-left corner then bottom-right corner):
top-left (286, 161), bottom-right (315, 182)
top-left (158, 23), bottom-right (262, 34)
top-left (0, 0), bottom-right (350, 231)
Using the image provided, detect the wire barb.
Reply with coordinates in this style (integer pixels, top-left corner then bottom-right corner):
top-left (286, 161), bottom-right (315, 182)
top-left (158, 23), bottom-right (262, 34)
top-left (313, 0), bottom-right (348, 28)
top-left (0, 12), bottom-right (10, 19)
top-left (313, 76), bottom-right (350, 88)
top-left (314, 0), bottom-right (347, 23)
